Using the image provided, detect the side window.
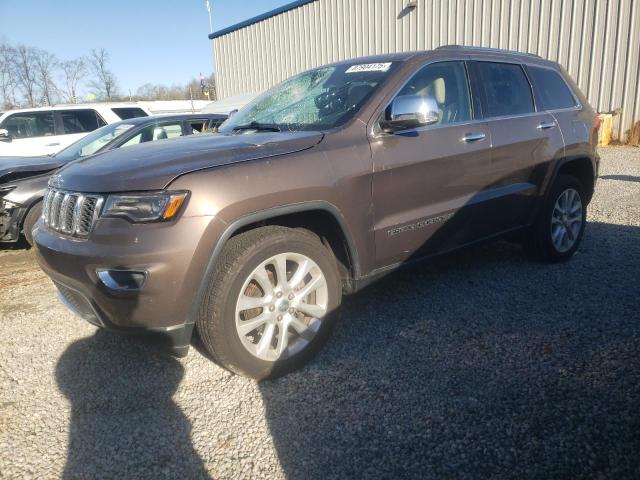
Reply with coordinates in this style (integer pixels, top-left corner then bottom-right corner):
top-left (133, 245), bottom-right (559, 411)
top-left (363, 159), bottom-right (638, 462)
top-left (60, 109), bottom-right (104, 134)
top-left (476, 62), bottom-right (534, 117)
top-left (527, 66), bottom-right (577, 110)
top-left (392, 61), bottom-right (472, 126)
top-left (111, 107), bottom-right (148, 120)
top-left (120, 122), bottom-right (183, 148)
top-left (189, 120), bottom-right (207, 133)
top-left (1, 111), bottom-right (55, 139)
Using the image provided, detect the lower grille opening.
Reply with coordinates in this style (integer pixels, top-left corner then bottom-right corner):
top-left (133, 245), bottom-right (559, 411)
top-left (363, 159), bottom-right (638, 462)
top-left (55, 282), bottom-right (102, 326)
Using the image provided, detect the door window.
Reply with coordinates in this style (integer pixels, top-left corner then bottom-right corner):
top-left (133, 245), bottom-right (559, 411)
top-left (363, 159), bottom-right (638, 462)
top-left (60, 109), bottom-right (105, 134)
top-left (1, 111), bottom-right (55, 139)
top-left (120, 122), bottom-right (184, 148)
top-left (392, 61), bottom-right (472, 126)
top-left (527, 66), bottom-right (577, 110)
top-left (476, 62), bottom-right (534, 117)
top-left (189, 119), bottom-right (207, 133)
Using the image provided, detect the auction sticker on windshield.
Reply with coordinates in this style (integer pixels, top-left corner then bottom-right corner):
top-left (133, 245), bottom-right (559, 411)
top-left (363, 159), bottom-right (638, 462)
top-left (346, 62), bottom-right (392, 73)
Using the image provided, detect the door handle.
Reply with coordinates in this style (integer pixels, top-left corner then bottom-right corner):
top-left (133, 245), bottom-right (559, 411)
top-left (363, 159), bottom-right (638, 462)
top-left (462, 133), bottom-right (486, 142)
top-left (45, 142), bottom-right (60, 146)
top-left (537, 121), bottom-right (556, 130)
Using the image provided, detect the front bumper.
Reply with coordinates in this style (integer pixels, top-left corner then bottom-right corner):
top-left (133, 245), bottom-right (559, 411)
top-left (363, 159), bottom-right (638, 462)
top-left (34, 214), bottom-right (224, 354)
top-left (0, 200), bottom-right (25, 242)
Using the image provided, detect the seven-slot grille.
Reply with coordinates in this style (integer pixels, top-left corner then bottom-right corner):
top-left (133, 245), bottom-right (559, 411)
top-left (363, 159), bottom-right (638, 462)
top-left (42, 188), bottom-right (103, 237)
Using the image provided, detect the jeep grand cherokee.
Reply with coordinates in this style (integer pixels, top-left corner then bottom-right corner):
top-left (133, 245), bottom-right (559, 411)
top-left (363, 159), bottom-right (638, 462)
top-left (34, 47), bottom-right (599, 379)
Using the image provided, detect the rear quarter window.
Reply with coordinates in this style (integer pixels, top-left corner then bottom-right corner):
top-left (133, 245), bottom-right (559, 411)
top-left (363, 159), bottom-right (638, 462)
top-left (111, 107), bottom-right (148, 120)
top-left (527, 66), bottom-right (577, 110)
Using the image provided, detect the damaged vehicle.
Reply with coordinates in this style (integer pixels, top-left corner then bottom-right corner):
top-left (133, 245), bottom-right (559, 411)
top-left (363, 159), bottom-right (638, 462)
top-left (1, 113), bottom-right (227, 245)
top-left (34, 48), bottom-right (599, 379)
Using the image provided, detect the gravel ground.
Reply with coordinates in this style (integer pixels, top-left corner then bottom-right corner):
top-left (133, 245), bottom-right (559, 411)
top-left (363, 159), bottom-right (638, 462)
top-left (1, 146), bottom-right (639, 479)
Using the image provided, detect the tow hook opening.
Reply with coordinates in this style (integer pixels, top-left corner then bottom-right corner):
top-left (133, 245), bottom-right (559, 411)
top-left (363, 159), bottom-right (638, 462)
top-left (97, 269), bottom-right (147, 291)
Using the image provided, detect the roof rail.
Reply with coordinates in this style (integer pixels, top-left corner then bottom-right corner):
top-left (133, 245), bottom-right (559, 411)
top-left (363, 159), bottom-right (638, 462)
top-left (435, 45), bottom-right (541, 58)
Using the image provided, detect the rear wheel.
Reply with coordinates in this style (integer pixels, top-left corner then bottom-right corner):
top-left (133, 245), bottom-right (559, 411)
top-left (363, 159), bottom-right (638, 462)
top-left (196, 226), bottom-right (342, 379)
top-left (23, 201), bottom-right (42, 247)
top-left (524, 174), bottom-right (586, 262)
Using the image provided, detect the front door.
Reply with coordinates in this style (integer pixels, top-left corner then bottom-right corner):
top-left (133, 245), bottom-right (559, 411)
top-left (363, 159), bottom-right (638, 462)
top-left (370, 60), bottom-right (493, 269)
top-left (0, 110), bottom-right (58, 156)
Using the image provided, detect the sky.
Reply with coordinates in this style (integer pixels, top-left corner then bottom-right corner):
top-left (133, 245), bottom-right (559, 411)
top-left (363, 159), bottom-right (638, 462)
top-left (0, 0), bottom-right (292, 93)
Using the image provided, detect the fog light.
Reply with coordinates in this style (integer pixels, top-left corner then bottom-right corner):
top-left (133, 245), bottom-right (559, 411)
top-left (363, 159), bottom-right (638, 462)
top-left (97, 269), bottom-right (147, 291)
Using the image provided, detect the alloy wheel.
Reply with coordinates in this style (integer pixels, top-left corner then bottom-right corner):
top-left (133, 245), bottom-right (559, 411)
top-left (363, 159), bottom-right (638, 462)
top-left (550, 187), bottom-right (583, 253)
top-left (235, 252), bottom-right (329, 361)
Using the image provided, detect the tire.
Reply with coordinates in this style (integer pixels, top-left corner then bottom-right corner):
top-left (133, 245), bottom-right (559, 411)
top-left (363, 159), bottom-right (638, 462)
top-left (524, 174), bottom-right (587, 262)
top-left (196, 226), bottom-right (342, 380)
top-left (23, 201), bottom-right (42, 247)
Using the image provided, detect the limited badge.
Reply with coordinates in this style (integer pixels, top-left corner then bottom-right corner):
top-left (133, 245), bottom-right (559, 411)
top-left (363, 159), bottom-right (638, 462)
top-left (345, 62), bottom-right (392, 73)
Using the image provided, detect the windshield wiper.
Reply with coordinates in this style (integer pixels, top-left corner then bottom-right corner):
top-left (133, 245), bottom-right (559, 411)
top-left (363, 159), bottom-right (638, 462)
top-left (233, 121), bottom-right (281, 132)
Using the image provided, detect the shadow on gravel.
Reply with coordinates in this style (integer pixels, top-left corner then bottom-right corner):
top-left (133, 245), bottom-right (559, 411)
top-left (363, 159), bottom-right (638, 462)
top-left (259, 222), bottom-right (640, 479)
top-left (600, 174), bottom-right (640, 183)
top-left (56, 330), bottom-right (210, 479)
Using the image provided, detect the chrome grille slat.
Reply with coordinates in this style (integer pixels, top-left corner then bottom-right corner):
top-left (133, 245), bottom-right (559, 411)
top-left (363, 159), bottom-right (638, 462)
top-left (49, 192), bottom-right (64, 229)
top-left (41, 189), bottom-right (52, 225)
top-left (44, 187), bottom-right (102, 238)
top-left (71, 195), bottom-right (85, 234)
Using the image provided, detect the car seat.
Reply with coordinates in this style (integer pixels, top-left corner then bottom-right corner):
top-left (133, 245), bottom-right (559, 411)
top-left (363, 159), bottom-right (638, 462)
top-left (153, 127), bottom-right (168, 140)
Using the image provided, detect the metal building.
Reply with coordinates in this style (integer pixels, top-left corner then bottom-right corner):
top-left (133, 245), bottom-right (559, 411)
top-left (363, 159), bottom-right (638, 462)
top-left (210, 0), bottom-right (640, 140)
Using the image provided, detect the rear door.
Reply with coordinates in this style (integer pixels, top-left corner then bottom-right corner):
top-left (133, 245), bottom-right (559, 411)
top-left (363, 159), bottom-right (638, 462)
top-left (370, 60), bottom-right (493, 269)
top-left (469, 60), bottom-right (564, 236)
top-left (525, 64), bottom-right (590, 163)
top-left (56, 109), bottom-right (108, 152)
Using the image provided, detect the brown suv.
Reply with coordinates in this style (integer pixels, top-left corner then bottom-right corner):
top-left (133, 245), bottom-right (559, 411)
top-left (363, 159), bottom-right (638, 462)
top-left (34, 47), bottom-right (599, 379)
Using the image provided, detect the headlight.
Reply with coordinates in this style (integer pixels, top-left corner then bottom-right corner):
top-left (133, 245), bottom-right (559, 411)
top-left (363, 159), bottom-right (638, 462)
top-left (102, 191), bottom-right (188, 223)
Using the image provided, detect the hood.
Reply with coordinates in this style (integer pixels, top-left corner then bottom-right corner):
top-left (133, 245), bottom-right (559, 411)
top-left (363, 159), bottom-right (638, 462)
top-left (53, 131), bottom-right (324, 192)
top-left (0, 156), bottom-right (63, 185)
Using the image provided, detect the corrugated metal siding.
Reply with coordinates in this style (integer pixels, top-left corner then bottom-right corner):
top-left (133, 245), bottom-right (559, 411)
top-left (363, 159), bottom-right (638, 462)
top-left (212, 0), bottom-right (640, 139)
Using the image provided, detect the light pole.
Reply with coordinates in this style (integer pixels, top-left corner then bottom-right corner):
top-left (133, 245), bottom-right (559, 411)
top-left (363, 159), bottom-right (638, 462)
top-left (205, 0), bottom-right (213, 34)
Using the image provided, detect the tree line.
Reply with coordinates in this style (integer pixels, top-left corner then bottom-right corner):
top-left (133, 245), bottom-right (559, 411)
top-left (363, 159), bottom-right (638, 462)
top-left (0, 41), bottom-right (216, 110)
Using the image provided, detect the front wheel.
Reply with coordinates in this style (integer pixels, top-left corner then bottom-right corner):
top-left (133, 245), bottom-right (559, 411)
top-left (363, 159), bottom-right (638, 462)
top-left (196, 226), bottom-right (342, 379)
top-left (524, 174), bottom-right (587, 262)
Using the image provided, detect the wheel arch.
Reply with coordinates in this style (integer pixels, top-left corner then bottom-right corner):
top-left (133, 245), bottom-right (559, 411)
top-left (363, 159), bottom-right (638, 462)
top-left (186, 201), bottom-right (361, 326)
top-left (549, 156), bottom-right (596, 204)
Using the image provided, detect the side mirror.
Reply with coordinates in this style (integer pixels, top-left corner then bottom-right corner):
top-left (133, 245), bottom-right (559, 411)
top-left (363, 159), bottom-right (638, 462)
top-left (0, 128), bottom-right (11, 142)
top-left (383, 95), bottom-right (440, 132)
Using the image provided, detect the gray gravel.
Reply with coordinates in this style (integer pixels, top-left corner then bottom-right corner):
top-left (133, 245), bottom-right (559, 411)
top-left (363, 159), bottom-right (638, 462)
top-left (1, 146), bottom-right (639, 479)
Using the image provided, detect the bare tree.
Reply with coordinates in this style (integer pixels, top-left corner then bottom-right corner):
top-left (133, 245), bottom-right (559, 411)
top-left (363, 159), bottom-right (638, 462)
top-left (14, 45), bottom-right (39, 107)
top-left (89, 48), bottom-right (118, 100)
top-left (60, 57), bottom-right (86, 103)
top-left (0, 42), bottom-right (17, 109)
top-left (34, 49), bottom-right (59, 105)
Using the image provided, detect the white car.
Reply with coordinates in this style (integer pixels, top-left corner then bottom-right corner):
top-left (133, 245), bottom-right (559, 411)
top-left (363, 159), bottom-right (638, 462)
top-left (0, 103), bottom-right (150, 157)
